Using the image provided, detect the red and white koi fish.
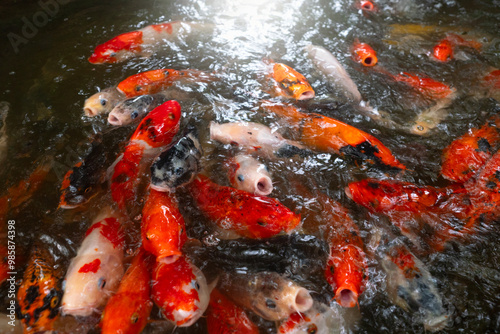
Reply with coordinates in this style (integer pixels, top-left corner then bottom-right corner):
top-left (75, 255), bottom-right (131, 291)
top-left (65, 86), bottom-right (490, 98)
top-left (441, 116), bottom-right (500, 183)
top-left (224, 154), bottom-right (273, 196)
top-left (188, 174), bottom-right (301, 239)
top-left (206, 288), bottom-right (259, 334)
top-left (218, 271), bottom-right (314, 321)
top-left (88, 21), bottom-right (212, 64)
top-left (100, 248), bottom-right (154, 334)
top-left (267, 62), bottom-right (315, 100)
top-left (117, 68), bottom-right (215, 98)
top-left (141, 189), bottom-right (187, 264)
top-left (351, 39), bottom-right (378, 67)
top-left (61, 207), bottom-right (125, 316)
top-left (278, 302), bottom-right (345, 334)
top-left (110, 100), bottom-right (181, 210)
top-left (260, 101), bottom-right (406, 172)
top-left (210, 121), bottom-right (311, 159)
top-left (151, 255), bottom-right (210, 327)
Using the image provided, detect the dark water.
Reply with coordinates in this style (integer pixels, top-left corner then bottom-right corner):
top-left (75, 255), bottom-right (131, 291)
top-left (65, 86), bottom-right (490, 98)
top-left (0, 0), bottom-right (499, 333)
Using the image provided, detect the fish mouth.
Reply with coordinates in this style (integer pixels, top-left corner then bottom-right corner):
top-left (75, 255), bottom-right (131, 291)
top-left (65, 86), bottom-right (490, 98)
top-left (254, 176), bottom-right (273, 196)
top-left (150, 183), bottom-right (173, 193)
top-left (297, 90), bottom-right (315, 100)
top-left (362, 55), bottom-right (378, 66)
top-left (107, 113), bottom-right (122, 126)
top-left (84, 106), bottom-right (98, 117)
top-left (157, 254), bottom-right (181, 265)
top-left (293, 288), bottom-right (314, 313)
top-left (60, 304), bottom-right (98, 317)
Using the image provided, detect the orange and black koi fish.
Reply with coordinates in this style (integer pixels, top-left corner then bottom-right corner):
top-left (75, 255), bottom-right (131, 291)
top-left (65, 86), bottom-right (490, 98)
top-left (388, 72), bottom-right (455, 99)
top-left (100, 248), bottom-right (154, 334)
top-left (89, 21), bottom-right (212, 64)
top-left (206, 288), bottom-right (259, 334)
top-left (188, 174), bottom-right (301, 239)
top-left (351, 40), bottom-right (378, 66)
top-left (432, 33), bottom-right (482, 62)
top-left (110, 100), bottom-right (181, 210)
top-left (268, 62), bottom-right (315, 100)
top-left (152, 255), bottom-right (210, 327)
top-left (260, 101), bottom-right (406, 172)
top-left (117, 68), bottom-right (215, 98)
top-left (17, 245), bottom-right (63, 334)
top-left (141, 189), bottom-right (187, 264)
top-left (441, 116), bottom-right (500, 183)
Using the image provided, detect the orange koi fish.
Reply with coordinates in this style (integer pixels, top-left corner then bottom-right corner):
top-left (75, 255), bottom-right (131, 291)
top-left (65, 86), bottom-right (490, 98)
top-left (482, 69), bottom-right (500, 91)
top-left (357, 0), bottom-right (377, 11)
top-left (206, 288), bottom-right (259, 334)
top-left (100, 249), bottom-right (154, 334)
top-left (17, 245), bottom-right (63, 334)
top-left (432, 33), bottom-right (482, 62)
top-left (141, 189), bottom-right (187, 264)
top-left (188, 175), bottom-right (301, 239)
top-left (441, 116), bottom-right (500, 183)
top-left (110, 100), bottom-right (181, 210)
top-left (389, 72), bottom-right (455, 99)
top-left (151, 255), bottom-right (210, 327)
top-left (117, 68), bottom-right (215, 98)
top-left (351, 40), bottom-right (378, 66)
top-left (268, 62), bottom-right (315, 100)
top-left (61, 207), bottom-right (125, 316)
top-left (345, 179), bottom-right (454, 214)
top-left (321, 196), bottom-right (367, 308)
top-left (260, 101), bottom-right (406, 172)
top-left (89, 21), bottom-right (211, 64)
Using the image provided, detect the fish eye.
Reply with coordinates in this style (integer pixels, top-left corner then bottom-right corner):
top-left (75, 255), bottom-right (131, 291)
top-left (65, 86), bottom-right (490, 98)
top-left (110, 52), bottom-right (117, 57)
top-left (168, 113), bottom-right (176, 120)
top-left (130, 312), bottom-right (139, 324)
top-left (307, 324), bottom-right (318, 334)
top-left (265, 299), bottom-right (276, 309)
top-left (98, 277), bottom-right (106, 289)
top-left (131, 111), bottom-right (139, 119)
top-left (100, 99), bottom-right (107, 106)
top-left (237, 175), bottom-right (244, 182)
top-left (192, 280), bottom-right (201, 290)
top-left (135, 86), bottom-right (142, 92)
top-left (50, 295), bottom-right (60, 309)
top-left (84, 187), bottom-right (92, 193)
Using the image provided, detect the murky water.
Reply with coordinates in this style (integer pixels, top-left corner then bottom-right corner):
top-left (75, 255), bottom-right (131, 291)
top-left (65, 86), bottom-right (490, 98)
top-left (1, 0), bottom-right (499, 333)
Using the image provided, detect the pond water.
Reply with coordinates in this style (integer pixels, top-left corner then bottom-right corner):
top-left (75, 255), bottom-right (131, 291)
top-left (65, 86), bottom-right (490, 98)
top-left (0, 0), bottom-right (499, 333)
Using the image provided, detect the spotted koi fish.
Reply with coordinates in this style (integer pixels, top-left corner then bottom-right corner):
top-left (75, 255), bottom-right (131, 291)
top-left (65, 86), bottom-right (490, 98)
top-left (117, 68), bottom-right (215, 98)
top-left (441, 116), bottom-right (500, 183)
top-left (88, 21), bottom-right (212, 64)
top-left (141, 189), bottom-right (187, 264)
top-left (188, 175), bottom-right (301, 239)
top-left (351, 40), bottom-right (378, 66)
top-left (206, 288), bottom-right (259, 334)
top-left (260, 101), bottom-right (406, 172)
top-left (17, 245), bottom-right (63, 333)
top-left (151, 255), bottom-right (210, 327)
top-left (61, 207), bottom-right (125, 317)
top-left (268, 62), bottom-right (315, 100)
top-left (110, 100), bottom-right (181, 210)
top-left (100, 248), bottom-right (154, 334)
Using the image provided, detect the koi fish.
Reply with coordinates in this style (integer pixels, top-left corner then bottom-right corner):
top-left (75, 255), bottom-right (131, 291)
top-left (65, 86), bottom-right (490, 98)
top-left (17, 245), bottom-right (63, 334)
top-left (432, 33), bottom-right (482, 62)
top-left (372, 229), bottom-right (449, 331)
top-left (260, 101), bottom-right (406, 172)
top-left (278, 302), bottom-right (345, 334)
top-left (320, 195), bottom-right (367, 308)
top-left (100, 249), bottom-right (154, 334)
top-left (351, 40), bottom-right (378, 67)
top-left (388, 72), bottom-right (455, 100)
top-left (141, 189), bottom-right (187, 264)
top-left (117, 68), bottom-right (215, 98)
top-left (268, 62), bottom-right (315, 100)
top-left (151, 255), bottom-right (210, 327)
top-left (108, 94), bottom-right (167, 126)
top-left (441, 116), bottom-right (500, 183)
top-left (356, 0), bottom-right (377, 12)
top-left (61, 207), bottom-right (125, 316)
top-left (110, 100), bottom-right (181, 210)
top-left (224, 154), bottom-right (273, 196)
top-left (88, 21), bottom-right (212, 64)
top-left (304, 44), bottom-right (362, 103)
top-left (481, 69), bottom-right (500, 100)
top-left (210, 121), bottom-right (312, 159)
top-left (59, 127), bottom-right (129, 209)
top-left (408, 96), bottom-right (454, 136)
top-left (218, 271), bottom-right (314, 321)
top-left (0, 102), bottom-right (8, 165)
top-left (206, 288), bottom-right (259, 334)
top-left (150, 127), bottom-right (203, 192)
top-left (84, 87), bottom-right (125, 117)
top-left (345, 178), bottom-right (454, 214)
top-left (188, 174), bottom-right (301, 239)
